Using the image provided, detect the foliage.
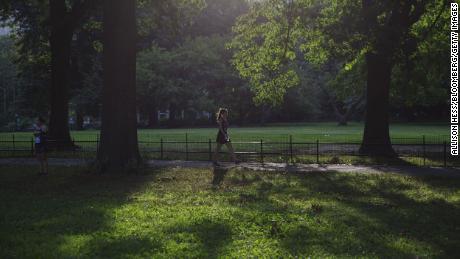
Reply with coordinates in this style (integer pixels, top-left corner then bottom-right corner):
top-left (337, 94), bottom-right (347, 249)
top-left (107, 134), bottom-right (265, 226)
top-left (0, 0), bottom-right (452, 127)
top-left (0, 36), bottom-right (18, 119)
top-left (229, 0), bottom-right (302, 106)
top-left (137, 0), bottom-right (207, 48)
top-left (230, 0), bottom-right (446, 120)
top-left (185, 0), bottom-right (249, 37)
top-left (390, 0), bottom-right (450, 109)
top-left (137, 35), bottom-right (255, 124)
top-left (0, 1), bottom-right (51, 118)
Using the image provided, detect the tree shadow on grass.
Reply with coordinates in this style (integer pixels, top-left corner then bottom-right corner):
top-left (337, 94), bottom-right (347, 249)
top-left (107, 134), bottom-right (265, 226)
top-left (0, 165), bottom-right (163, 258)
top-left (87, 236), bottom-right (164, 258)
top-left (352, 154), bottom-right (418, 167)
top-left (279, 171), bottom-right (460, 257)
top-left (221, 170), bottom-right (460, 257)
top-left (165, 218), bottom-right (233, 258)
top-left (211, 166), bottom-right (230, 186)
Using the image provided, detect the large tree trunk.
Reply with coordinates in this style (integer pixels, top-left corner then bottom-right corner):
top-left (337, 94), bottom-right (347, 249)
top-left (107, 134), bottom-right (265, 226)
top-left (48, 0), bottom-right (73, 145)
top-left (98, 0), bottom-right (140, 172)
top-left (359, 53), bottom-right (395, 156)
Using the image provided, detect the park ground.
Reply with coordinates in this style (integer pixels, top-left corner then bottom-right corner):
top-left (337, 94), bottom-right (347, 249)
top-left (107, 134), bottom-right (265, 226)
top-left (1, 164), bottom-right (459, 258)
top-left (1, 122), bottom-right (455, 167)
top-left (0, 122), bottom-right (450, 142)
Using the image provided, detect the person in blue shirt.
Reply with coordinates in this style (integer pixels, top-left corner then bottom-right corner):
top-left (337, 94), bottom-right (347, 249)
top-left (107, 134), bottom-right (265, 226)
top-left (33, 116), bottom-right (48, 175)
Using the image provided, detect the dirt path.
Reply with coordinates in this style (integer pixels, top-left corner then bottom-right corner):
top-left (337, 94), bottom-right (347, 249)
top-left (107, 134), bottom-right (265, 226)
top-left (1, 158), bottom-right (459, 177)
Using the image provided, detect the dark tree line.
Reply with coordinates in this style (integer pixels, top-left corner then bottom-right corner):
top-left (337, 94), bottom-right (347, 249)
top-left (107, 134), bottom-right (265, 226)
top-left (0, 0), bottom-right (451, 171)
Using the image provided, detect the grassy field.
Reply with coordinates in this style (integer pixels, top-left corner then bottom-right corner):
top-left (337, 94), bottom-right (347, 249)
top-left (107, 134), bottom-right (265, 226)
top-left (0, 122), bottom-right (454, 167)
top-left (1, 165), bottom-right (459, 258)
top-left (0, 122), bottom-right (450, 143)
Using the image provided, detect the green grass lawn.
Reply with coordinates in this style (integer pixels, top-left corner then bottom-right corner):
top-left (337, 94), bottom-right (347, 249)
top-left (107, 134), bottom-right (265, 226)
top-left (1, 165), bottom-right (459, 258)
top-left (0, 122), bottom-right (450, 143)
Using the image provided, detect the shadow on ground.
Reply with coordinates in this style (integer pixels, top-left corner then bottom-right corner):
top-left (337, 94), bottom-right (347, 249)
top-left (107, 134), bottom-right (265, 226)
top-left (224, 170), bottom-right (460, 257)
top-left (0, 165), bottom-right (162, 258)
top-left (1, 165), bottom-right (459, 257)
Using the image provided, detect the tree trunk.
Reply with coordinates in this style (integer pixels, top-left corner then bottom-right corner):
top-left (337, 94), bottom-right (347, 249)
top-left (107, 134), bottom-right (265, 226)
top-left (97, 0), bottom-right (140, 172)
top-left (332, 95), bottom-right (365, 126)
top-left (359, 0), bottom-right (426, 156)
top-left (76, 110), bottom-right (84, 130)
top-left (331, 103), bottom-right (348, 126)
top-left (359, 53), bottom-right (395, 156)
top-left (168, 102), bottom-right (177, 126)
top-left (148, 105), bottom-right (158, 127)
top-left (259, 105), bottom-right (271, 126)
top-left (337, 116), bottom-right (348, 126)
top-left (48, 0), bottom-right (73, 145)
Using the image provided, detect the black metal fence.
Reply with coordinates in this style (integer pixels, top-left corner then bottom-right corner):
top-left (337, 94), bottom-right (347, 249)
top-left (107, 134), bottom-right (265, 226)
top-left (0, 134), bottom-right (458, 167)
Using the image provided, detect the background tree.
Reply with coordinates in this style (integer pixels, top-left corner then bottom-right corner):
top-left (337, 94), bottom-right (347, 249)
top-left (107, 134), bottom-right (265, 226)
top-left (0, 0), bottom-right (50, 122)
top-left (48, 0), bottom-right (95, 143)
top-left (230, 0), bottom-right (447, 155)
top-left (0, 0), bottom-right (96, 143)
top-left (69, 17), bottom-right (103, 130)
top-left (390, 0), bottom-right (450, 121)
top-left (137, 0), bottom-right (253, 126)
top-left (229, 0), bottom-right (301, 107)
top-left (358, 0), bottom-right (428, 155)
top-left (0, 36), bottom-right (19, 128)
top-left (0, 0), bottom-right (451, 134)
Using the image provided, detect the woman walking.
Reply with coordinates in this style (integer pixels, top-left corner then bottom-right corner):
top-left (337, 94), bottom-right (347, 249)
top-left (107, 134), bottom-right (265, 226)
top-left (213, 108), bottom-right (240, 166)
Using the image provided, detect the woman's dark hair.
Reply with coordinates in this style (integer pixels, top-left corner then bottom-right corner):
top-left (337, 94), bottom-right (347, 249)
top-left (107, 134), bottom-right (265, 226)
top-left (38, 116), bottom-right (46, 123)
top-left (216, 108), bottom-right (228, 122)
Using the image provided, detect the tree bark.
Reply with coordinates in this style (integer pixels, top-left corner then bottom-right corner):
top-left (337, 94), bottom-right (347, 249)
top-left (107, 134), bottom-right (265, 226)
top-left (332, 95), bottom-right (365, 126)
top-left (76, 110), bottom-right (84, 130)
top-left (259, 104), bottom-right (271, 126)
top-left (331, 102), bottom-right (348, 126)
top-left (48, 0), bottom-right (73, 144)
top-left (359, 0), bottom-right (426, 156)
top-left (48, 0), bottom-right (93, 145)
top-left (97, 0), bottom-right (140, 172)
top-left (359, 52), bottom-right (395, 156)
top-left (148, 105), bottom-right (158, 127)
top-left (168, 102), bottom-right (177, 126)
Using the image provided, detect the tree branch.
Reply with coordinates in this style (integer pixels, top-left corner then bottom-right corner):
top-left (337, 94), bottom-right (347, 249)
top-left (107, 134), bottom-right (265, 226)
top-left (69, 0), bottom-right (100, 29)
top-left (418, 0), bottom-right (449, 43)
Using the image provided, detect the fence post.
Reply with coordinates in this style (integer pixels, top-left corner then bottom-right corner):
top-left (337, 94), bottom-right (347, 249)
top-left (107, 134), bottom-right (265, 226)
top-left (316, 139), bottom-right (319, 164)
top-left (72, 137), bottom-right (75, 156)
top-left (443, 141), bottom-right (447, 167)
top-left (185, 133), bottom-right (189, 161)
top-left (208, 139), bottom-right (212, 161)
top-left (422, 135), bottom-right (426, 166)
top-left (160, 138), bottom-right (164, 160)
top-left (260, 139), bottom-right (264, 164)
top-left (289, 135), bottom-right (293, 163)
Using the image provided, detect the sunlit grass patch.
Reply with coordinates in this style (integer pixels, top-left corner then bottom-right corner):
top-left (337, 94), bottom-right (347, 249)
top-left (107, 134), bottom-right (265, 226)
top-left (0, 165), bottom-right (459, 258)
